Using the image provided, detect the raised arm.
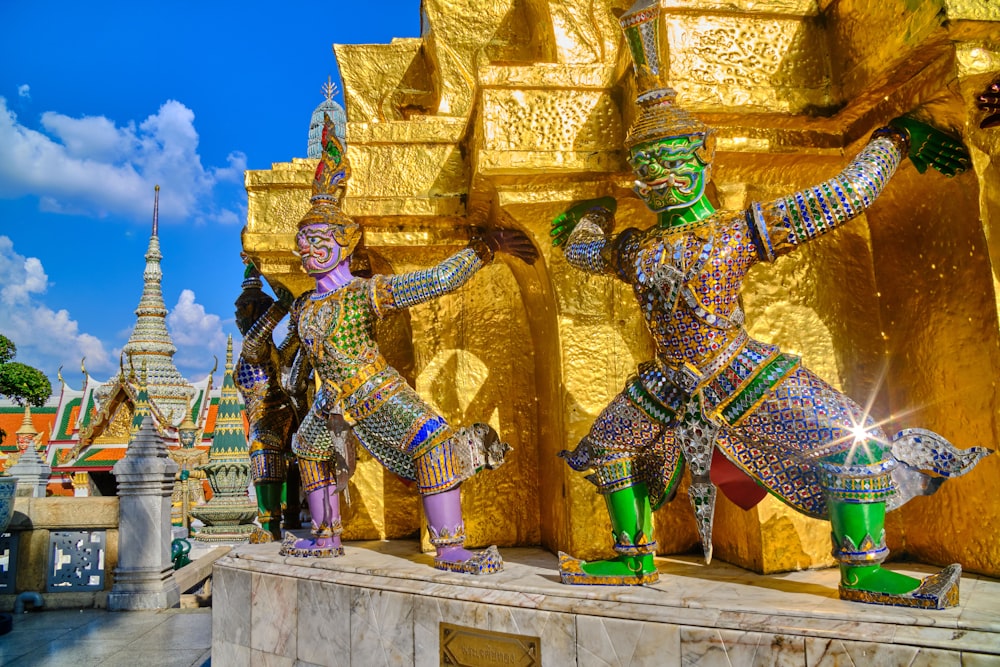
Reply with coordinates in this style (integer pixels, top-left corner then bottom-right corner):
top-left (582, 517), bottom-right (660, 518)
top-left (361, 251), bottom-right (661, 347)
top-left (241, 302), bottom-right (288, 363)
top-left (275, 292), bottom-right (305, 368)
top-left (551, 197), bottom-right (621, 275)
top-left (369, 228), bottom-right (537, 317)
top-left (748, 118), bottom-right (968, 262)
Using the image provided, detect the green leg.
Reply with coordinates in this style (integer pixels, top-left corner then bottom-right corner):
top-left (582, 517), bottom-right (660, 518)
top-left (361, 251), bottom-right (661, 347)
top-left (831, 500), bottom-right (919, 595)
top-left (560, 484), bottom-right (658, 585)
top-left (256, 482), bottom-right (284, 541)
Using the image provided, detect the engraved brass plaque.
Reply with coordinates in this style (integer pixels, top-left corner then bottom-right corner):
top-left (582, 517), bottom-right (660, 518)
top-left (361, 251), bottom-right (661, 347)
top-left (440, 622), bottom-right (541, 666)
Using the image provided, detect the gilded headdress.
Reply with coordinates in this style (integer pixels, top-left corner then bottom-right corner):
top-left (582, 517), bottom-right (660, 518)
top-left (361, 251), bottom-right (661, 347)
top-left (620, 0), bottom-right (709, 148)
top-left (298, 113), bottom-right (361, 256)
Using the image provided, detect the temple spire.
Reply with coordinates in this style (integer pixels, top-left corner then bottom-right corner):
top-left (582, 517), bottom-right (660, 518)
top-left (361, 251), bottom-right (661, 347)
top-left (152, 184), bottom-right (160, 237)
top-left (97, 186), bottom-right (193, 427)
top-left (206, 336), bottom-right (246, 459)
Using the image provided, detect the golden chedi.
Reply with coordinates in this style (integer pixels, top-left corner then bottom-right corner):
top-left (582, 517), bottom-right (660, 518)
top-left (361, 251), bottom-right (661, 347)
top-left (242, 0), bottom-right (1000, 578)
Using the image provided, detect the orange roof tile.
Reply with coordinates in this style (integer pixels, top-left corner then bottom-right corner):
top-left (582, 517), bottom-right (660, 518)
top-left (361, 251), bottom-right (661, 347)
top-left (0, 407), bottom-right (56, 448)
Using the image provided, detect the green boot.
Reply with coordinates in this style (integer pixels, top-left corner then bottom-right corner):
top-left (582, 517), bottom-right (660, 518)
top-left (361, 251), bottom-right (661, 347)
top-left (254, 482), bottom-right (284, 542)
top-left (831, 500), bottom-right (960, 608)
top-left (559, 484), bottom-right (659, 585)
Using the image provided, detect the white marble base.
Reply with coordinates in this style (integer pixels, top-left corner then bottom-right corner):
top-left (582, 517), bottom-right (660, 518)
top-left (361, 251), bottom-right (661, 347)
top-left (212, 540), bottom-right (1000, 666)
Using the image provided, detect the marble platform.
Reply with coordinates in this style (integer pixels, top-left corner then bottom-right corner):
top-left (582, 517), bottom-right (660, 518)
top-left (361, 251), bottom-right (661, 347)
top-left (212, 539), bottom-right (1000, 666)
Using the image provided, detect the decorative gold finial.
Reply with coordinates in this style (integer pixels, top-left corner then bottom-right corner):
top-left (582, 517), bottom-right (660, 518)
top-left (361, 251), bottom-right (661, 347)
top-left (80, 357), bottom-right (88, 380)
top-left (152, 185), bottom-right (160, 237)
top-left (16, 403), bottom-right (37, 437)
top-left (619, 0), bottom-right (708, 147)
top-left (322, 76), bottom-right (339, 102)
top-left (297, 114), bottom-right (360, 255)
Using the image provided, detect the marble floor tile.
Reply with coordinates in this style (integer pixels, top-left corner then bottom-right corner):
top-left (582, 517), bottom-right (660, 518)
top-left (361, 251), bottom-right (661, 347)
top-left (681, 626), bottom-right (806, 667)
top-left (213, 639), bottom-right (252, 666)
top-left (577, 614), bottom-right (681, 666)
top-left (297, 580), bottom-right (351, 665)
top-left (128, 610), bottom-right (215, 650)
top-left (214, 561), bottom-right (252, 647)
top-left (350, 587), bottom-right (415, 666)
top-left (804, 637), bottom-right (928, 667)
top-left (251, 571), bottom-right (299, 658)
top-left (251, 647), bottom-right (296, 666)
top-left (961, 653), bottom-right (1000, 666)
top-left (3, 637), bottom-right (133, 667)
top-left (101, 648), bottom-right (212, 667)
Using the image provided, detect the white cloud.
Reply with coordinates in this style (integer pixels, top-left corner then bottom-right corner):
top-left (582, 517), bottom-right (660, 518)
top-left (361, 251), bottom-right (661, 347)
top-left (0, 236), bottom-right (113, 378)
top-left (17, 84), bottom-right (30, 99)
top-left (0, 97), bottom-right (245, 224)
top-left (167, 289), bottom-right (227, 374)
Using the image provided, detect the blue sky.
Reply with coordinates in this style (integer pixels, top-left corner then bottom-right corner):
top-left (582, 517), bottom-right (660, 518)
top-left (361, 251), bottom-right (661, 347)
top-left (0, 2), bottom-right (420, 393)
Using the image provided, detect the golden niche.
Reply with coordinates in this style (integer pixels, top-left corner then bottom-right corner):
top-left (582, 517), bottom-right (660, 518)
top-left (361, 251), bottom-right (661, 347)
top-left (243, 0), bottom-right (1000, 576)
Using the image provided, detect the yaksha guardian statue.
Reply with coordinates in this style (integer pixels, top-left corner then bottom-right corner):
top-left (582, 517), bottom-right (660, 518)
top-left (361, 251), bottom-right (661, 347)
top-left (551, 0), bottom-right (990, 608)
top-left (234, 266), bottom-right (303, 542)
top-left (275, 114), bottom-right (537, 574)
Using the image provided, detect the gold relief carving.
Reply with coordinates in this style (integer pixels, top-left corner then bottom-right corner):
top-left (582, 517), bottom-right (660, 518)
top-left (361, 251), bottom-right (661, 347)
top-left (334, 40), bottom-right (432, 122)
top-left (944, 0), bottom-right (1000, 21)
top-left (481, 88), bottom-right (625, 153)
top-left (94, 403), bottom-right (134, 444)
top-left (665, 14), bottom-right (832, 113)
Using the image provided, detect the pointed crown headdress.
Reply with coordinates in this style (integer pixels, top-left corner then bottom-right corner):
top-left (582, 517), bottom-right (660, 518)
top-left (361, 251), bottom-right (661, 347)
top-left (620, 0), bottom-right (709, 148)
top-left (298, 113), bottom-right (361, 256)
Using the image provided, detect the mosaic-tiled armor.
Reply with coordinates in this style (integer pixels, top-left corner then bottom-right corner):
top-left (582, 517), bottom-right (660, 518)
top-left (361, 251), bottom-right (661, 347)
top-left (554, 0), bottom-right (989, 608)
top-left (276, 113), bottom-right (534, 572)
top-left (288, 249), bottom-right (497, 495)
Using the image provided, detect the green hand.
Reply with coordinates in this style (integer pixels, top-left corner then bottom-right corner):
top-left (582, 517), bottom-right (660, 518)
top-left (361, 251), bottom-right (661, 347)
top-left (888, 116), bottom-right (970, 177)
top-left (272, 284), bottom-right (295, 309)
top-left (550, 196), bottom-right (617, 247)
top-left (261, 273), bottom-right (295, 309)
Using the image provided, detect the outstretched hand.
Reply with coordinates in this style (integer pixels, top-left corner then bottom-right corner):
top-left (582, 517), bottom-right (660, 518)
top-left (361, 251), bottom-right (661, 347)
top-left (476, 228), bottom-right (539, 265)
top-left (550, 197), bottom-right (617, 247)
top-left (888, 116), bottom-right (970, 177)
top-left (977, 77), bottom-right (1000, 129)
top-left (260, 273), bottom-right (296, 308)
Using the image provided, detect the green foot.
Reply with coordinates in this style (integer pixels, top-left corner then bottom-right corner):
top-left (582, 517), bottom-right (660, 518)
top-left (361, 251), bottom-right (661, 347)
top-left (839, 564), bottom-right (961, 609)
top-left (558, 552), bottom-right (658, 585)
top-left (841, 565), bottom-right (920, 596)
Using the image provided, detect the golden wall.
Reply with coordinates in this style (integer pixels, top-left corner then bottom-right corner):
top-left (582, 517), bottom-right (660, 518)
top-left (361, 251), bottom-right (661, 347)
top-left (243, 0), bottom-right (1000, 575)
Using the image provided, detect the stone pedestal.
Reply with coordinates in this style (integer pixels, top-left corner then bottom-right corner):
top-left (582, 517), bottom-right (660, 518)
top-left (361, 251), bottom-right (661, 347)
top-left (108, 412), bottom-right (180, 611)
top-left (213, 539), bottom-right (1000, 666)
top-left (7, 444), bottom-right (50, 499)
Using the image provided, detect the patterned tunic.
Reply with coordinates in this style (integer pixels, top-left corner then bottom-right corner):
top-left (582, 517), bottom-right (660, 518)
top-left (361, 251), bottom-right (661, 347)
top-left (290, 247), bottom-right (485, 494)
top-left (563, 133), bottom-right (908, 518)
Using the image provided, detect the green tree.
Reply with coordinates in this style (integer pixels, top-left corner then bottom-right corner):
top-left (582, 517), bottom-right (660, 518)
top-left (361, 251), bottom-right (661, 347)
top-left (0, 334), bottom-right (52, 407)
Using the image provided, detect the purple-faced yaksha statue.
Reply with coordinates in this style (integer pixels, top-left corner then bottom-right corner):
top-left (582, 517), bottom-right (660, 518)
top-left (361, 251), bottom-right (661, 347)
top-left (274, 114), bottom-right (537, 575)
top-left (550, 0), bottom-right (991, 608)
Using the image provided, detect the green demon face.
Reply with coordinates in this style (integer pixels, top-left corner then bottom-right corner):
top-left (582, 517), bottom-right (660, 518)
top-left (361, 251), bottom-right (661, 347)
top-left (628, 134), bottom-right (710, 212)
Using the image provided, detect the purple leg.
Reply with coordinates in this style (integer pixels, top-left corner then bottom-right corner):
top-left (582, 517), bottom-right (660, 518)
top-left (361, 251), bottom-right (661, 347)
top-left (284, 484), bottom-right (343, 556)
top-left (422, 487), bottom-right (475, 563)
top-left (422, 486), bottom-right (503, 574)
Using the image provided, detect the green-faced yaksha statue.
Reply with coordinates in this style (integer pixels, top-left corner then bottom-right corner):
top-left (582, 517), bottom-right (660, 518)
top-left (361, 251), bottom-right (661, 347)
top-left (551, 0), bottom-right (990, 608)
